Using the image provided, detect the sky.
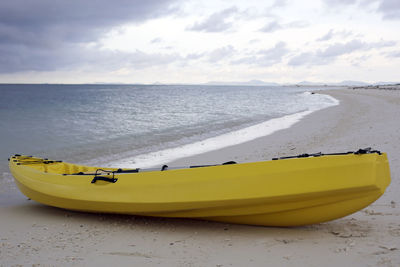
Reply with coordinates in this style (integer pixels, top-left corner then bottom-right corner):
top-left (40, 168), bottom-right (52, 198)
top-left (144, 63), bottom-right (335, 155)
top-left (0, 0), bottom-right (399, 84)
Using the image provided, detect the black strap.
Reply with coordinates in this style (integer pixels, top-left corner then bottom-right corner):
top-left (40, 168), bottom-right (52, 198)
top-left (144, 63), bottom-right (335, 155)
top-left (161, 165), bottom-right (168, 171)
top-left (190, 164), bottom-right (217, 168)
top-left (272, 147), bottom-right (381, 160)
top-left (115, 168), bottom-right (140, 173)
top-left (354, 147), bottom-right (381, 155)
top-left (91, 176), bottom-right (118, 183)
top-left (91, 169), bottom-right (119, 183)
top-left (70, 168), bottom-right (139, 175)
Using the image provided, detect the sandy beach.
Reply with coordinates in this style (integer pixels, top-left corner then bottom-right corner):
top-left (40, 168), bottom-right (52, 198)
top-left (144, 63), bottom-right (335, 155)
top-left (1, 88), bottom-right (399, 266)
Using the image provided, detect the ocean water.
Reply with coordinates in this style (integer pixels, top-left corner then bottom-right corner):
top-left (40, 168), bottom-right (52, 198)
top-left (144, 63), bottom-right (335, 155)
top-left (0, 84), bottom-right (339, 171)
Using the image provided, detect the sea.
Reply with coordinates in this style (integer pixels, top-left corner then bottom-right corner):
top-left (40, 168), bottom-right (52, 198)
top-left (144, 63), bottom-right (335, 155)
top-left (0, 84), bottom-right (339, 174)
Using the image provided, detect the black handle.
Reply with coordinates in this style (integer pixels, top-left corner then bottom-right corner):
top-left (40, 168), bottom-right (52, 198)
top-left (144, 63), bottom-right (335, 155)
top-left (91, 176), bottom-right (118, 183)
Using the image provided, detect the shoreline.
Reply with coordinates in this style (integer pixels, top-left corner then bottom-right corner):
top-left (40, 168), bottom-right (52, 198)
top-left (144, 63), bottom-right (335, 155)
top-left (105, 91), bottom-right (338, 169)
top-left (167, 89), bottom-right (351, 166)
top-left (169, 89), bottom-right (398, 168)
top-left (1, 88), bottom-right (399, 266)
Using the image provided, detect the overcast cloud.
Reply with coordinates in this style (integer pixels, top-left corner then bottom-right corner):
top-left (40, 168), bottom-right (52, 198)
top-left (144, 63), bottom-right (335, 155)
top-left (0, 0), bottom-right (399, 83)
top-left (233, 42), bottom-right (289, 66)
top-left (385, 50), bottom-right (400, 57)
top-left (289, 39), bottom-right (396, 66)
top-left (378, 0), bottom-right (400, 19)
top-left (260, 20), bottom-right (308, 33)
top-left (322, 0), bottom-right (400, 20)
top-left (317, 29), bottom-right (353, 42)
top-left (0, 0), bottom-right (178, 72)
top-left (186, 7), bottom-right (238, 32)
top-left (0, 0), bottom-right (178, 45)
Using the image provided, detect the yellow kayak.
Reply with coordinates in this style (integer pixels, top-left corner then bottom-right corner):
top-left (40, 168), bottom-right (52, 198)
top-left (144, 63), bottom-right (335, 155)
top-left (9, 148), bottom-right (390, 226)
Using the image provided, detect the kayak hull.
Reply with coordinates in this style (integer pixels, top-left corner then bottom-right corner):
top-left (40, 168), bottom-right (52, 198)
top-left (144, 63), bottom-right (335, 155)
top-left (9, 152), bottom-right (390, 226)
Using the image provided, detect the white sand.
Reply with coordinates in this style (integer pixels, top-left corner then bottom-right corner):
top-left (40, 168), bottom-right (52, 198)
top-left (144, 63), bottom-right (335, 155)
top-left (1, 88), bottom-right (399, 266)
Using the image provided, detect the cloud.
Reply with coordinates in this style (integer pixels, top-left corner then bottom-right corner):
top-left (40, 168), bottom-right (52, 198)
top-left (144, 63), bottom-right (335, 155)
top-left (186, 7), bottom-right (238, 32)
top-left (123, 50), bottom-right (182, 69)
top-left (377, 0), bottom-right (400, 19)
top-left (287, 21), bottom-right (309, 28)
top-left (0, 0), bottom-right (178, 73)
top-left (322, 0), bottom-right (400, 20)
top-left (185, 52), bottom-right (205, 60)
top-left (385, 50), bottom-right (400, 57)
top-left (290, 40), bottom-right (366, 66)
top-left (318, 30), bottom-right (335, 41)
top-left (369, 40), bottom-right (397, 48)
top-left (272, 0), bottom-right (289, 8)
top-left (322, 0), bottom-right (358, 5)
top-left (232, 42), bottom-right (289, 66)
top-left (317, 29), bottom-right (353, 41)
top-left (0, 44), bottom-right (182, 73)
top-left (289, 38), bottom-right (397, 66)
top-left (260, 21), bottom-right (282, 32)
top-left (259, 20), bottom-right (308, 33)
top-left (151, 38), bottom-right (163, 44)
top-left (1, 0), bottom-right (178, 45)
top-left (208, 46), bottom-right (235, 62)
top-left (288, 52), bottom-right (316, 66)
top-left (318, 39), bottom-right (366, 57)
top-left (350, 54), bottom-right (370, 66)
